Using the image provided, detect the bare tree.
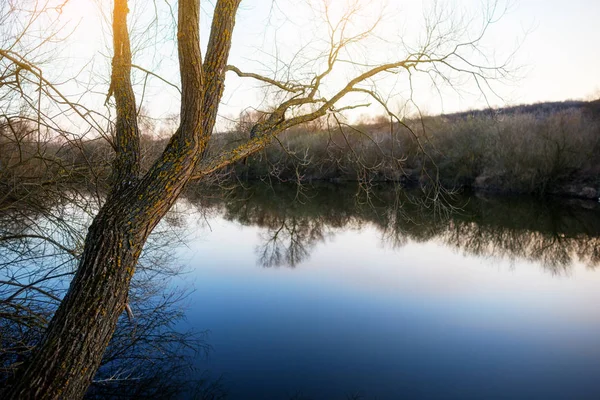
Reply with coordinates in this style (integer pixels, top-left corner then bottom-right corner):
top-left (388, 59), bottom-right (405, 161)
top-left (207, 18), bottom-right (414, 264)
top-left (1, 0), bottom-right (513, 398)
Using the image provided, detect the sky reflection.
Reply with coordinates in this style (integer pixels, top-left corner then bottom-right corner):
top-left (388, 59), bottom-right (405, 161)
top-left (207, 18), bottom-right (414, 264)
top-left (171, 186), bottom-right (600, 399)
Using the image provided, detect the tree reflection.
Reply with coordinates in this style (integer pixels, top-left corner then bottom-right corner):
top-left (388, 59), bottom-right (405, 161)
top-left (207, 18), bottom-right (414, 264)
top-left (256, 217), bottom-right (313, 268)
top-left (0, 194), bottom-right (222, 398)
top-left (440, 195), bottom-right (600, 273)
top-left (209, 183), bottom-right (600, 273)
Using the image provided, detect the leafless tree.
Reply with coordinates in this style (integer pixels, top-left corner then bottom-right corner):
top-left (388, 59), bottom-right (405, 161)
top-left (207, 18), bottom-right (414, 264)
top-left (1, 0), bottom-right (515, 398)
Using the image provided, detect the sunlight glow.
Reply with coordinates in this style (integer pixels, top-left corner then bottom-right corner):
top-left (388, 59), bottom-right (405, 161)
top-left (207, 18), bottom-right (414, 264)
top-left (23, 0), bottom-right (600, 130)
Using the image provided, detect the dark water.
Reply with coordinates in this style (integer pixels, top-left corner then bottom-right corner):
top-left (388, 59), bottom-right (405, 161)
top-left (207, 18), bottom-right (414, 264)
top-left (170, 185), bottom-right (600, 399)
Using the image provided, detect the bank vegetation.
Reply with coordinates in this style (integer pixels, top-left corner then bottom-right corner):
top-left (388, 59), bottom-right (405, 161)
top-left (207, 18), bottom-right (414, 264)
top-left (2, 99), bottom-right (599, 204)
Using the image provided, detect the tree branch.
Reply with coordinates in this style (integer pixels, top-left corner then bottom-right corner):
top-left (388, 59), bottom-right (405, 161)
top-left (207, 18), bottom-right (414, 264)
top-left (108, 0), bottom-right (141, 191)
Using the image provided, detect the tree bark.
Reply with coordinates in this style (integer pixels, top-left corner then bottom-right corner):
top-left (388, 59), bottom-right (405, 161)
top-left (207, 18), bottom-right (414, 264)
top-left (4, 195), bottom-right (149, 399)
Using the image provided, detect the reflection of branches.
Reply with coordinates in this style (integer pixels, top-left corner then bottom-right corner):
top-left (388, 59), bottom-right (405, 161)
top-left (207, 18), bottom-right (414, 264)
top-left (256, 216), bottom-right (322, 268)
top-left (0, 194), bottom-right (211, 397)
top-left (210, 183), bottom-right (600, 273)
top-left (441, 216), bottom-right (600, 274)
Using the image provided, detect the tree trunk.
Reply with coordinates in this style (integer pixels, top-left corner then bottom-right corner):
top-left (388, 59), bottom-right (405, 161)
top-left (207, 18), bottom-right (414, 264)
top-left (3, 0), bottom-right (241, 397)
top-left (4, 192), bottom-right (153, 399)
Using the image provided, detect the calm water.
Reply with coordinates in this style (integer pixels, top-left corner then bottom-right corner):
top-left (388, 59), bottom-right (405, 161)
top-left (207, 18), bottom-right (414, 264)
top-left (169, 185), bottom-right (600, 399)
top-left (3, 184), bottom-right (600, 399)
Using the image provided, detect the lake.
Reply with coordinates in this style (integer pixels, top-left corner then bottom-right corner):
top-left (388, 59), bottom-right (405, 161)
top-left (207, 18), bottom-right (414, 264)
top-left (167, 184), bottom-right (600, 399)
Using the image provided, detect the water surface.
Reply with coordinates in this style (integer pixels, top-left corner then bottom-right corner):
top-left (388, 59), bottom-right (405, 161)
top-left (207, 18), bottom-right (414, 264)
top-left (172, 185), bottom-right (600, 399)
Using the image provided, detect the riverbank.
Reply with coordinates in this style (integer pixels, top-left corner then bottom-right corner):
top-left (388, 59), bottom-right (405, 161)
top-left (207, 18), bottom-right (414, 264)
top-left (210, 100), bottom-right (599, 200)
top-left (2, 100), bottom-right (599, 201)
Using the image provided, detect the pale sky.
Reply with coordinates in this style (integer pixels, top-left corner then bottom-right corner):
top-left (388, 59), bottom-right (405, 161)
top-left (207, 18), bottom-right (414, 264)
top-left (498, 0), bottom-right (600, 103)
top-left (40, 0), bottom-right (600, 131)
